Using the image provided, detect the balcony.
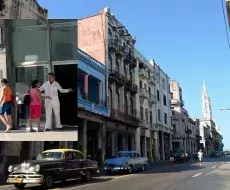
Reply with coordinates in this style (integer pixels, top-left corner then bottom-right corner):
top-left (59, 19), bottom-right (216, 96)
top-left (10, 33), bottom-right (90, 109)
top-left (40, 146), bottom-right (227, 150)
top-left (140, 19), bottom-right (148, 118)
top-left (171, 99), bottom-right (180, 106)
top-left (124, 52), bottom-right (132, 64)
top-left (185, 129), bottom-right (192, 134)
top-left (138, 68), bottom-right (148, 79)
top-left (110, 108), bottom-right (139, 128)
top-left (140, 120), bottom-right (150, 129)
top-left (78, 98), bottom-right (110, 117)
top-left (148, 76), bottom-right (156, 86)
top-left (130, 84), bottom-right (138, 94)
top-left (108, 69), bottom-right (125, 86)
top-left (108, 39), bottom-right (118, 52)
top-left (116, 45), bottom-right (125, 57)
top-left (149, 94), bottom-right (156, 104)
top-left (124, 79), bottom-right (132, 91)
top-left (139, 88), bottom-right (149, 99)
top-left (130, 58), bottom-right (137, 69)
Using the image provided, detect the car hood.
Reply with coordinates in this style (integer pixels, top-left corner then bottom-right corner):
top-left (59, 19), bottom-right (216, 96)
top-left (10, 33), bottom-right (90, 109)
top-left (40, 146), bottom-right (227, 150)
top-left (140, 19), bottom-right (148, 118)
top-left (12, 159), bottom-right (61, 171)
top-left (105, 157), bottom-right (128, 165)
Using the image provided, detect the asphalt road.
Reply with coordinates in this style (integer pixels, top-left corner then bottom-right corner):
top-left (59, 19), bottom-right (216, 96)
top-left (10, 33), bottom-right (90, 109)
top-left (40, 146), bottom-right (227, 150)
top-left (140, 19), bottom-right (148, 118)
top-left (2, 156), bottom-right (230, 190)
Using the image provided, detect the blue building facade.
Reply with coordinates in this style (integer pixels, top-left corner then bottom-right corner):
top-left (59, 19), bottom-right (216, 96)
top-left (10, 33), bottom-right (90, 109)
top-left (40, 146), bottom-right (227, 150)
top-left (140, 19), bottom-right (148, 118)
top-left (77, 49), bottom-right (109, 166)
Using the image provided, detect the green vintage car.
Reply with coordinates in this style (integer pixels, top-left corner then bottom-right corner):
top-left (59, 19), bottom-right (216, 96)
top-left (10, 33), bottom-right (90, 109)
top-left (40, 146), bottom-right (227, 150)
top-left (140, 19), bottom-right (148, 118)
top-left (173, 150), bottom-right (185, 162)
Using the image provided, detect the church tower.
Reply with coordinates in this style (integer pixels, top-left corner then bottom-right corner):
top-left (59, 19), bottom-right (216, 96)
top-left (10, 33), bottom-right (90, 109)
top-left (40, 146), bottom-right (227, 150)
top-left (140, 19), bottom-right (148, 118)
top-left (202, 80), bottom-right (213, 120)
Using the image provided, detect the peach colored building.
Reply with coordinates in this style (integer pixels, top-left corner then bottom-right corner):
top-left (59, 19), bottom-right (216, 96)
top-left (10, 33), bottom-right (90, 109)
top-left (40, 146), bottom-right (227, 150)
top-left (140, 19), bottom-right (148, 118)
top-left (78, 7), bottom-right (140, 159)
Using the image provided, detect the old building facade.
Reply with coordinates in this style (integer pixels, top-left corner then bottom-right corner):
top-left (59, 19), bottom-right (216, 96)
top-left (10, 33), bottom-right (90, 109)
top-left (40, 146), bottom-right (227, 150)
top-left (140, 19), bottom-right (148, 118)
top-left (78, 7), bottom-right (139, 159)
top-left (154, 63), bottom-right (172, 160)
top-left (134, 48), bottom-right (157, 161)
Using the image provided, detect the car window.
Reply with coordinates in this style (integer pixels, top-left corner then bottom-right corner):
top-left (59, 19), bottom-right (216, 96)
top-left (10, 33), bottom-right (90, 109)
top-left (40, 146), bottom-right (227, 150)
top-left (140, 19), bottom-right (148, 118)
top-left (73, 152), bottom-right (84, 159)
top-left (64, 152), bottom-right (73, 160)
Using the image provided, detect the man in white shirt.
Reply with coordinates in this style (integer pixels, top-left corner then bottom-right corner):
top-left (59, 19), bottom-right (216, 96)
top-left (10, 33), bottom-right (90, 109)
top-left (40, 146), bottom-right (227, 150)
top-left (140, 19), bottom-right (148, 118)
top-left (40, 72), bottom-right (72, 131)
top-left (197, 150), bottom-right (203, 166)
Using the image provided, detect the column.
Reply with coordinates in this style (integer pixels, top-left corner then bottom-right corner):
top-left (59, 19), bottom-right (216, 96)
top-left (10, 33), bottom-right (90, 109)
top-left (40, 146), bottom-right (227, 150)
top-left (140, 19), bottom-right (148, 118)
top-left (161, 132), bottom-right (165, 160)
top-left (149, 137), bottom-right (153, 162)
top-left (111, 132), bottom-right (117, 157)
top-left (82, 120), bottom-right (87, 158)
top-left (97, 124), bottom-right (104, 167)
top-left (169, 134), bottom-right (172, 150)
top-left (135, 128), bottom-right (141, 153)
top-left (98, 81), bottom-right (102, 105)
top-left (154, 131), bottom-right (159, 160)
top-left (84, 74), bottom-right (88, 100)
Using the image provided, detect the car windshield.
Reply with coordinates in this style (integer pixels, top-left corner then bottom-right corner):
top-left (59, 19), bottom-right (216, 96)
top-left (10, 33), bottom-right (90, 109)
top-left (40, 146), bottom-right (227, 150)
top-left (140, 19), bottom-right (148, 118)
top-left (117, 152), bottom-right (133, 158)
top-left (38, 152), bottom-right (63, 160)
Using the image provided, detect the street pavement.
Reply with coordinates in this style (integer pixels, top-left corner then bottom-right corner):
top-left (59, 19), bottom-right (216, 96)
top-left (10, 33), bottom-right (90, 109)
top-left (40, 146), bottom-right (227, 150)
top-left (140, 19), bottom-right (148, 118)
top-left (1, 156), bottom-right (230, 190)
top-left (0, 128), bottom-right (78, 141)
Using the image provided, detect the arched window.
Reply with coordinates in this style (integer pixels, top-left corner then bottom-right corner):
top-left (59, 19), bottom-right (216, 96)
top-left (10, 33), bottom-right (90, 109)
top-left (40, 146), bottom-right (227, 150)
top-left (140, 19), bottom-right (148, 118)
top-left (130, 97), bottom-right (133, 116)
top-left (108, 87), bottom-right (112, 108)
top-left (124, 95), bottom-right (128, 114)
top-left (115, 91), bottom-right (120, 110)
top-left (108, 55), bottom-right (112, 71)
top-left (115, 58), bottom-right (119, 72)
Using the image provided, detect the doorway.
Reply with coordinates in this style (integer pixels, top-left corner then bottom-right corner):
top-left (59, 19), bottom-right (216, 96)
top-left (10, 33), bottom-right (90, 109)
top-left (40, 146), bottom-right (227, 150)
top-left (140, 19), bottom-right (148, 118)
top-left (54, 64), bottom-right (78, 126)
top-left (15, 66), bottom-right (48, 128)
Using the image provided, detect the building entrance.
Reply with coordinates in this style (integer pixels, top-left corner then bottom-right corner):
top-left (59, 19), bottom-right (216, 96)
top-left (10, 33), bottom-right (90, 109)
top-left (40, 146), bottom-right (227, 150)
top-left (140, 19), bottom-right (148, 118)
top-left (54, 64), bottom-right (78, 126)
top-left (15, 65), bottom-right (48, 128)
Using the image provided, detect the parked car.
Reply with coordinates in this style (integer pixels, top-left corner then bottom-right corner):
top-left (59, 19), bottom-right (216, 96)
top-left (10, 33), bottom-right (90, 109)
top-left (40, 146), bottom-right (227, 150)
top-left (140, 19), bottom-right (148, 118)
top-left (104, 151), bottom-right (148, 174)
top-left (173, 150), bottom-right (185, 163)
top-left (6, 149), bottom-right (100, 189)
top-left (210, 151), bottom-right (219, 157)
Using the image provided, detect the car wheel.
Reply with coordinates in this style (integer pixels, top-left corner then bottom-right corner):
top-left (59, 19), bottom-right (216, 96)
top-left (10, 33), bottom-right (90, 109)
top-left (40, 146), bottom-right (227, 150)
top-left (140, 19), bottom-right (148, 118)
top-left (81, 170), bottom-right (92, 182)
top-left (14, 184), bottom-right (26, 189)
top-left (43, 173), bottom-right (55, 189)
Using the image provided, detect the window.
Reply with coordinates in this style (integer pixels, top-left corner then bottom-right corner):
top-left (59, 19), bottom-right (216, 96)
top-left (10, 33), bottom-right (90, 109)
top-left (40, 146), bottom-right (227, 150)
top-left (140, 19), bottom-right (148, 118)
top-left (144, 83), bottom-right (147, 89)
top-left (157, 90), bottom-right (160, 101)
top-left (170, 92), bottom-right (173, 99)
top-left (158, 109), bottom-right (161, 122)
top-left (140, 106), bottom-right (144, 120)
top-left (64, 152), bottom-right (73, 160)
top-left (115, 58), bottom-right (119, 72)
top-left (108, 55), bottom-right (112, 70)
top-left (149, 111), bottom-right (152, 124)
top-left (73, 152), bottom-right (83, 159)
top-left (139, 80), bottom-right (143, 89)
top-left (124, 95), bottom-right (128, 114)
top-left (149, 87), bottom-right (151, 95)
top-left (162, 78), bottom-right (165, 89)
top-left (163, 95), bottom-right (167, 106)
top-left (145, 108), bottom-right (148, 121)
top-left (108, 87), bottom-right (112, 108)
top-left (115, 91), bottom-right (120, 110)
top-left (130, 98), bottom-right (133, 116)
top-left (164, 113), bottom-right (167, 124)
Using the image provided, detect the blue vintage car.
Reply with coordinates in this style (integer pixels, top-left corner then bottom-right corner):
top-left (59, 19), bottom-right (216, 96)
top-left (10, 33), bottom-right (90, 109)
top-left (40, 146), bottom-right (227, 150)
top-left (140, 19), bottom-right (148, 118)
top-left (104, 151), bottom-right (148, 174)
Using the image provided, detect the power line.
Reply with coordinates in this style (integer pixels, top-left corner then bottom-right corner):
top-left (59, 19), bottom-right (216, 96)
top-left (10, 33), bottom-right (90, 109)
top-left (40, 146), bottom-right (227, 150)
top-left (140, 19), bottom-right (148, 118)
top-left (220, 0), bottom-right (230, 48)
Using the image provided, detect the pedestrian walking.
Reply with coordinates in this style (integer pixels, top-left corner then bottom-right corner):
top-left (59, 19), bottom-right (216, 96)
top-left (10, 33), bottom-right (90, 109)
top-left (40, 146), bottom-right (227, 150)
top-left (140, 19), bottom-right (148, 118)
top-left (0, 79), bottom-right (13, 133)
top-left (197, 150), bottom-right (203, 166)
top-left (169, 150), bottom-right (174, 167)
top-left (39, 72), bottom-right (72, 131)
top-left (28, 80), bottom-right (43, 132)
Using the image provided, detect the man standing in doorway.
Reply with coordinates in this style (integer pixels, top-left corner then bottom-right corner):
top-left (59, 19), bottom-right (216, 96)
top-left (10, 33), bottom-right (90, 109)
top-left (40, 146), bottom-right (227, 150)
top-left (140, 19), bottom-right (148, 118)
top-left (40, 72), bottom-right (72, 131)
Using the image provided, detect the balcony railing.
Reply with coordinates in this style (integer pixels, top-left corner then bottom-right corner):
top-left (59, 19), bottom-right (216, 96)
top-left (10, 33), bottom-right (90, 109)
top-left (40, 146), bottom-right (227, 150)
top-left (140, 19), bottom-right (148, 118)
top-left (148, 76), bottom-right (156, 86)
top-left (149, 94), bottom-right (156, 104)
top-left (124, 52), bottom-right (132, 64)
top-left (138, 68), bottom-right (148, 79)
top-left (108, 69), bottom-right (125, 86)
top-left (116, 45), bottom-right (125, 57)
top-left (78, 98), bottom-right (110, 117)
top-left (108, 39), bottom-right (118, 51)
top-left (110, 107), bottom-right (139, 127)
top-left (139, 120), bottom-right (150, 129)
top-left (139, 88), bottom-right (149, 99)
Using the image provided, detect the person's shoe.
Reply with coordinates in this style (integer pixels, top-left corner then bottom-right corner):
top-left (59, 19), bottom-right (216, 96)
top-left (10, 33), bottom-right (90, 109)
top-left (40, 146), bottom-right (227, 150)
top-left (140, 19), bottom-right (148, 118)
top-left (45, 129), bottom-right (50, 131)
top-left (37, 129), bottom-right (43, 132)
top-left (30, 128), bottom-right (36, 132)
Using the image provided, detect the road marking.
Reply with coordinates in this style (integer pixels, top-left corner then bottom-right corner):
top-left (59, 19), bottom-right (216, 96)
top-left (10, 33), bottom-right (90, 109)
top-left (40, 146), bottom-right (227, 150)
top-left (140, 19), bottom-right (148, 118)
top-left (192, 173), bottom-right (202, 178)
top-left (212, 166), bottom-right (216, 169)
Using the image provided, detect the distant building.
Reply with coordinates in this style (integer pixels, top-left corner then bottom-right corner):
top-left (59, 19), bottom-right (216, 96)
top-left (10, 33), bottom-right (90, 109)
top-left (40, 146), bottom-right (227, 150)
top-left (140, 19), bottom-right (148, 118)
top-left (0, 0), bottom-right (48, 19)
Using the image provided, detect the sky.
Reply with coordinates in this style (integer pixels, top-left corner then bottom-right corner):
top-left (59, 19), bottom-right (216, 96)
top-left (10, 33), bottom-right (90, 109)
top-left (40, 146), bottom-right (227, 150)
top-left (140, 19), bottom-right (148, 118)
top-left (38, 0), bottom-right (230, 149)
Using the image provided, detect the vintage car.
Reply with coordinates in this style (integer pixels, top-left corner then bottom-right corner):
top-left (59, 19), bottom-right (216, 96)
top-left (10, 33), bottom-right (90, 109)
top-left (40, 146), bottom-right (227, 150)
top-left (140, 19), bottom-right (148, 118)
top-left (173, 149), bottom-right (185, 162)
top-left (6, 149), bottom-right (100, 189)
top-left (104, 151), bottom-right (148, 174)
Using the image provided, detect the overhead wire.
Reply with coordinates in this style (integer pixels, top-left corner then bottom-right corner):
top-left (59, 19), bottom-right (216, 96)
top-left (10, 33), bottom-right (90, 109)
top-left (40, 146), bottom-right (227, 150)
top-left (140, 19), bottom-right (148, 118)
top-left (220, 0), bottom-right (230, 48)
